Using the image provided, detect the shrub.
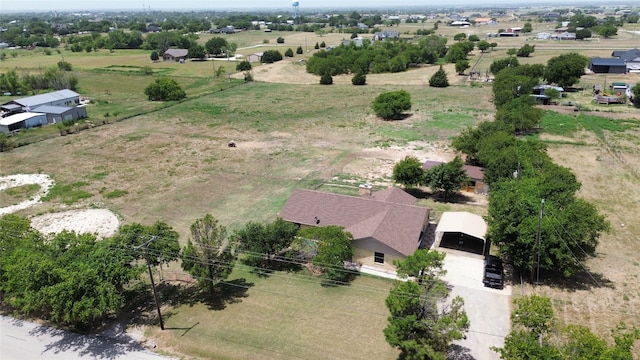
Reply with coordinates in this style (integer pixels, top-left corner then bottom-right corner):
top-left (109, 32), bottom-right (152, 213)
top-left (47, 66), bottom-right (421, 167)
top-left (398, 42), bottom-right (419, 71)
top-left (57, 61), bottom-right (73, 71)
top-left (314, 42), bottom-right (320, 49)
top-left (352, 72), bottom-right (366, 85)
top-left (144, 77), bottom-right (186, 101)
top-left (284, 48), bottom-right (294, 57)
top-left (320, 41), bottom-right (326, 48)
top-left (261, 50), bottom-right (283, 63)
top-left (276, 37), bottom-right (285, 44)
top-left (296, 46), bottom-right (303, 54)
top-left (320, 73), bottom-right (333, 85)
top-left (429, 65), bottom-right (449, 87)
top-left (236, 60), bottom-right (252, 71)
top-left (150, 51), bottom-right (159, 61)
top-left (372, 90), bottom-right (412, 120)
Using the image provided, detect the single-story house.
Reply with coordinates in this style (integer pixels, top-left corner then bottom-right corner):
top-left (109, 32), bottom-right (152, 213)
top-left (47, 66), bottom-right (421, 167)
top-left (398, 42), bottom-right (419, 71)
top-left (33, 105), bottom-right (87, 124)
top-left (498, 32), bottom-right (518, 37)
top-left (473, 18), bottom-right (492, 25)
top-left (373, 30), bottom-right (400, 41)
top-left (433, 211), bottom-right (487, 255)
top-left (537, 32), bottom-right (551, 40)
top-left (3, 89), bottom-right (80, 110)
top-left (612, 48), bottom-right (640, 71)
top-left (423, 160), bottom-right (489, 194)
top-left (589, 58), bottom-right (627, 74)
top-left (450, 21), bottom-right (472, 27)
top-left (246, 52), bottom-right (263, 63)
top-left (552, 32), bottom-right (576, 40)
top-left (146, 25), bottom-right (161, 33)
top-left (279, 187), bottom-right (431, 272)
top-left (0, 112), bottom-right (47, 133)
top-left (163, 48), bottom-right (188, 62)
top-left (533, 84), bottom-right (564, 96)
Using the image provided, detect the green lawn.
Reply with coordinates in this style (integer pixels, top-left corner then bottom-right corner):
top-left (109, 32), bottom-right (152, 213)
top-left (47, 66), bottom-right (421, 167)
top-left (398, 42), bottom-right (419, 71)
top-left (151, 266), bottom-right (399, 360)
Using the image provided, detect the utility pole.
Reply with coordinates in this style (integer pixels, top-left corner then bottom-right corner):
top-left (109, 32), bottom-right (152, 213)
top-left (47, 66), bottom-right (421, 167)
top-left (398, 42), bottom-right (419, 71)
top-left (135, 236), bottom-right (164, 330)
top-left (535, 199), bottom-right (545, 285)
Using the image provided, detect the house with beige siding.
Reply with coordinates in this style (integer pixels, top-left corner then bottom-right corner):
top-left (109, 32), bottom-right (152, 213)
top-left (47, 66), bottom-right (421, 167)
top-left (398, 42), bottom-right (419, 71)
top-left (279, 187), bottom-right (430, 272)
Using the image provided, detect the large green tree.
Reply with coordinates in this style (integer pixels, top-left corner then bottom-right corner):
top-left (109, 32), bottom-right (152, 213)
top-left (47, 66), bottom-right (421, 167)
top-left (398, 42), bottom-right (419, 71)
top-left (111, 221), bottom-right (181, 267)
top-left (424, 157), bottom-right (469, 199)
top-left (429, 65), bottom-right (449, 87)
top-left (544, 53), bottom-right (589, 88)
top-left (181, 214), bottom-right (237, 294)
top-left (0, 216), bottom-right (142, 331)
top-left (144, 77), bottom-right (186, 101)
top-left (233, 218), bottom-right (298, 268)
top-left (392, 155), bottom-right (425, 188)
top-left (372, 90), bottom-right (412, 120)
top-left (384, 249), bottom-right (469, 359)
top-left (299, 226), bottom-right (354, 283)
top-left (205, 37), bottom-right (228, 56)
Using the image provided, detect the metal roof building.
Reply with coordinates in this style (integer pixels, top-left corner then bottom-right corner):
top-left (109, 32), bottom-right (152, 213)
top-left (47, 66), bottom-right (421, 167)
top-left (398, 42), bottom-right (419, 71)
top-left (3, 89), bottom-right (80, 109)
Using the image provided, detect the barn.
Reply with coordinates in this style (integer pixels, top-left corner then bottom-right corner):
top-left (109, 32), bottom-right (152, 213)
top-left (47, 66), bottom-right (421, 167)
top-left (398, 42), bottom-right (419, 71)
top-left (0, 112), bottom-right (47, 133)
top-left (589, 58), bottom-right (627, 74)
top-left (3, 89), bottom-right (80, 110)
top-left (33, 105), bottom-right (88, 124)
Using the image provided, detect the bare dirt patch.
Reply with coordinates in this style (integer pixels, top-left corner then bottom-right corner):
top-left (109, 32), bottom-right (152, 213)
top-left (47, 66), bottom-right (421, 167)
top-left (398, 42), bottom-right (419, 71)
top-left (30, 209), bottom-right (120, 240)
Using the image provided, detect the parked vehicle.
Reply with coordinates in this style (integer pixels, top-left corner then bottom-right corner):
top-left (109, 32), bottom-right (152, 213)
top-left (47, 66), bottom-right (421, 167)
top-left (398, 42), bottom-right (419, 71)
top-left (483, 255), bottom-right (504, 289)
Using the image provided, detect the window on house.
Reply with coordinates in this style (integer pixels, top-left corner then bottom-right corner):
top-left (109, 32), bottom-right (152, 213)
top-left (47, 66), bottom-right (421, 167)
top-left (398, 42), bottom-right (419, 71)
top-left (374, 252), bottom-right (384, 264)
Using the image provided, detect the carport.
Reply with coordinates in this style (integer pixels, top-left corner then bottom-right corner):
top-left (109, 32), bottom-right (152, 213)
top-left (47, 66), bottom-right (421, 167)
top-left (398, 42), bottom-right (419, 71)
top-left (434, 212), bottom-right (487, 255)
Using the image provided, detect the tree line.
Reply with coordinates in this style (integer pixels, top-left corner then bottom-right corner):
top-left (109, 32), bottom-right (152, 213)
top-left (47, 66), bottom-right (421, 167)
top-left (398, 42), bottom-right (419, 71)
top-left (0, 213), bottom-right (355, 331)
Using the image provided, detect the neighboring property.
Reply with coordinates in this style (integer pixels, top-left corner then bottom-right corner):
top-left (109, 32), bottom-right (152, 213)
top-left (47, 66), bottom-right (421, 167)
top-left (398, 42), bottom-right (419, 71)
top-left (342, 38), bottom-right (364, 47)
top-left (279, 187), bottom-right (431, 272)
top-left (473, 18), bottom-right (493, 25)
top-left (433, 211), bottom-right (488, 256)
top-left (246, 52), bottom-right (264, 62)
top-left (0, 112), bottom-right (47, 133)
top-left (2, 89), bottom-right (80, 110)
top-left (589, 58), bottom-right (627, 74)
top-left (32, 105), bottom-right (87, 124)
top-left (423, 160), bottom-right (489, 194)
top-left (537, 32), bottom-right (551, 40)
top-left (163, 48), bottom-right (188, 62)
top-left (612, 48), bottom-right (640, 72)
top-left (551, 32), bottom-right (576, 40)
top-left (373, 29), bottom-right (400, 41)
top-left (146, 25), bottom-right (161, 33)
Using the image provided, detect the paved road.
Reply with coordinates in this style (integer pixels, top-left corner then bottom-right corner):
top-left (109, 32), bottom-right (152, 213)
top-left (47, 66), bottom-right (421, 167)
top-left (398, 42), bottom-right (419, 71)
top-left (0, 316), bottom-right (170, 360)
top-left (441, 251), bottom-right (512, 360)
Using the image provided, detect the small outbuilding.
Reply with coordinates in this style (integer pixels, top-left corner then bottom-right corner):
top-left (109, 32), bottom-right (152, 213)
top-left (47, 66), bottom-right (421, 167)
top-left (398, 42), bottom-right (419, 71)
top-left (33, 105), bottom-right (87, 124)
top-left (434, 212), bottom-right (487, 255)
top-left (589, 58), bottom-right (627, 74)
top-left (0, 112), bottom-right (47, 133)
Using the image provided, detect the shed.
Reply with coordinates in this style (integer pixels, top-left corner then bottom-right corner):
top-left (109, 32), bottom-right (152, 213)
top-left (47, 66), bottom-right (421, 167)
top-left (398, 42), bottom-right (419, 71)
top-left (589, 58), bottom-right (627, 74)
top-left (423, 160), bottom-right (488, 194)
top-left (246, 52), bottom-right (264, 62)
top-left (434, 212), bottom-right (487, 255)
top-left (0, 112), bottom-right (47, 133)
top-left (33, 105), bottom-right (87, 124)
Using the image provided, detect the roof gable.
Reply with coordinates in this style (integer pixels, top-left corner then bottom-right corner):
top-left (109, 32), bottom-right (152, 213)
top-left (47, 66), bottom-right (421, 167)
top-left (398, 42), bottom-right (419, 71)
top-left (367, 186), bottom-right (417, 205)
top-left (280, 189), bottom-right (429, 256)
top-left (164, 48), bottom-right (188, 57)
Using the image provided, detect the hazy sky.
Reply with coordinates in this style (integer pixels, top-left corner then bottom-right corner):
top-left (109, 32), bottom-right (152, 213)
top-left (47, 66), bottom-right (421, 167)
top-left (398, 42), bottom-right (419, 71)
top-left (1, 0), bottom-right (586, 12)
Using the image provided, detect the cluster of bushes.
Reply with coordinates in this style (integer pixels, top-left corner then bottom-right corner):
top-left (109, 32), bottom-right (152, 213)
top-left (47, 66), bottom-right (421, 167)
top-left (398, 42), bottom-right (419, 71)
top-left (0, 65), bottom-right (77, 96)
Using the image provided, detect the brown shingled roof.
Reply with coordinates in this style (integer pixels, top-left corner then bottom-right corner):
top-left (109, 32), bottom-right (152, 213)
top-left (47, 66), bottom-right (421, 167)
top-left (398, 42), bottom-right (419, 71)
top-left (367, 186), bottom-right (417, 205)
top-left (423, 160), bottom-right (485, 181)
top-left (279, 189), bottom-right (430, 256)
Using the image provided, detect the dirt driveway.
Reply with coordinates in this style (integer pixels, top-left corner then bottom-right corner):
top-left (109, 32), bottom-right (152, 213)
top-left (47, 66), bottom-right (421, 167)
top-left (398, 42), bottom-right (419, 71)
top-left (440, 249), bottom-right (512, 360)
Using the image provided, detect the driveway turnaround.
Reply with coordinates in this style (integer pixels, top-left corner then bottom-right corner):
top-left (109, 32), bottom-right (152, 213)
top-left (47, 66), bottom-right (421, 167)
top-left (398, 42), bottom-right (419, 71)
top-left (441, 250), bottom-right (512, 360)
top-left (0, 316), bottom-right (171, 360)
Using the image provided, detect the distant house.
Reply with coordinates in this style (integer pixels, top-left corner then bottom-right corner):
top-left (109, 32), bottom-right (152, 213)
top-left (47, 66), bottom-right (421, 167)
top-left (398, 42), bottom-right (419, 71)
top-left (146, 25), bottom-right (161, 33)
top-left (33, 105), bottom-right (87, 124)
top-left (163, 48), bottom-right (188, 62)
top-left (2, 89), bottom-right (80, 110)
top-left (423, 160), bottom-right (488, 194)
top-left (612, 48), bottom-right (640, 72)
top-left (356, 22), bottom-right (369, 30)
top-left (342, 38), bottom-right (364, 47)
top-left (537, 32), bottom-right (551, 40)
top-left (0, 112), bottom-right (47, 133)
top-left (246, 52), bottom-right (263, 62)
top-left (450, 21), bottom-right (472, 27)
top-left (589, 58), bottom-right (627, 74)
top-left (279, 187), bottom-right (431, 272)
top-left (373, 29), bottom-right (400, 41)
top-left (473, 18), bottom-right (493, 25)
top-left (552, 32), bottom-right (576, 40)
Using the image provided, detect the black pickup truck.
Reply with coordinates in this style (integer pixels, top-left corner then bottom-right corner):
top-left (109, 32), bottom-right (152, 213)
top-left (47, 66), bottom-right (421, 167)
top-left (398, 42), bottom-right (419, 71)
top-left (483, 255), bottom-right (504, 289)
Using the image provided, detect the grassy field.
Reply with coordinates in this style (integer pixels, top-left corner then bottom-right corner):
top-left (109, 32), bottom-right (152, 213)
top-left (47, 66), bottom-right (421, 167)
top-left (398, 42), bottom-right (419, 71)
top-left (2, 21), bottom-right (640, 358)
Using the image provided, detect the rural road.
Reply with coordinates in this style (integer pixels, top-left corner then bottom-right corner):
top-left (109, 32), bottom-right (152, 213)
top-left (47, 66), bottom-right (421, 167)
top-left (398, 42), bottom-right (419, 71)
top-left (0, 316), bottom-right (171, 360)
